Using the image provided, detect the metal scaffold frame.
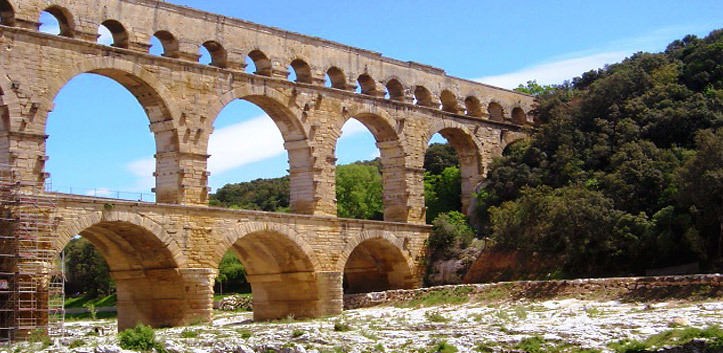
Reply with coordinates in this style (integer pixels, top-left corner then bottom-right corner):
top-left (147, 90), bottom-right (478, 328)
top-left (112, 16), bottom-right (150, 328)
top-left (0, 164), bottom-right (64, 344)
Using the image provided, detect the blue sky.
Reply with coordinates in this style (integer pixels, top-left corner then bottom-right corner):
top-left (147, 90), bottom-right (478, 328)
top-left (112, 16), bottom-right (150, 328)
top-left (38, 1), bottom-right (723, 200)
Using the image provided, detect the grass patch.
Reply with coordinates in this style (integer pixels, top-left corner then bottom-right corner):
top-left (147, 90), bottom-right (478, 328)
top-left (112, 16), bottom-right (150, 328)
top-left (430, 340), bottom-right (458, 353)
top-left (238, 329), bottom-right (252, 339)
top-left (334, 321), bottom-right (353, 332)
top-left (292, 329), bottom-right (305, 338)
top-left (64, 295), bottom-right (117, 308)
top-left (399, 288), bottom-right (471, 308)
top-left (608, 325), bottom-right (723, 353)
top-left (180, 329), bottom-right (198, 338)
top-left (68, 339), bottom-right (85, 349)
top-left (515, 336), bottom-right (546, 353)
top-left (425, 311), bottom-right (450, 323)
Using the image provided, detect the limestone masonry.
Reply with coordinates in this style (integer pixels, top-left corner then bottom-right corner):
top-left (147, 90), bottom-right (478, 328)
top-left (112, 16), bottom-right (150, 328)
top-left (0, 0), bottom-right (534, 339)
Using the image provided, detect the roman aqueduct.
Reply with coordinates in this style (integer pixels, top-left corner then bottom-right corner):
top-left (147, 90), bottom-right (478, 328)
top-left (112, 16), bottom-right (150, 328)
top-left (0, 0), bottom-right (534, 338)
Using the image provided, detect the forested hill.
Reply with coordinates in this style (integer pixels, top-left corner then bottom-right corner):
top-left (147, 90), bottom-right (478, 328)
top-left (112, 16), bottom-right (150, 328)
top-left (479, 29), bottom-right (723, 276)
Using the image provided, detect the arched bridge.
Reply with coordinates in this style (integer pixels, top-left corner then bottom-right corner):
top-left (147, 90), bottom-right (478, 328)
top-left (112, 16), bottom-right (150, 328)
top-left (0, 0), bottom-right (534, 333)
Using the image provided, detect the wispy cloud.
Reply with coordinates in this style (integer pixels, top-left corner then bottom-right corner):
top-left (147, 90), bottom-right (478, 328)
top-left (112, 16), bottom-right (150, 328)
top-left (476, 51), bottom-right (629, 89)
top-left (476, 26), bottom-right (713, 90)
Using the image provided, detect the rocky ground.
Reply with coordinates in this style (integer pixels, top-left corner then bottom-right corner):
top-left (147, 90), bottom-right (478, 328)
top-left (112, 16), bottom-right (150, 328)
top-left (3, 297), bottom-right (722, 353)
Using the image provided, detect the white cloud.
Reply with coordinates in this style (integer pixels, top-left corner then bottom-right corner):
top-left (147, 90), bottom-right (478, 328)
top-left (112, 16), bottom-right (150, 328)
top-left (208, 115), bottom-right (285, 175)
top-left (341, 118), bottom-right (369, 136)
top-left (86, 188), bottom-right (114, 197)
top-left (125, 157), bottom-right (155, 193)
top-left (476, 51), bottom-right (629, 89)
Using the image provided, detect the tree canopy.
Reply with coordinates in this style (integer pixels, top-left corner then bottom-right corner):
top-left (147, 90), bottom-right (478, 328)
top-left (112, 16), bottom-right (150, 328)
top-left (477, 29), bottom-right (723, 275)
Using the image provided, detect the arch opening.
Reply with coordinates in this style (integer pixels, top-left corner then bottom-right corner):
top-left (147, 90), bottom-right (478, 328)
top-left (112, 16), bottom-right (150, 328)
top-left (414, 86), bottom-right (433, 107)
top-left (150, 31), bottom-right (179, 58)
top-left (326, 67), bottom-right (346, 89)
top-left (39, 6), bottom-right (74, 37)
top-left (99, 20), bottom-right (129, 48)
top-left (343, 238), bottom-right (413, 294)
top-left (207, 92), bottom-right (312, 213)
top-left (334, 112), bottom-right (407, 222)
top-left (0, 0), bottom-right (13, 26)
top-left (219, 230), bottom-right (320, 320)
top-left (45, 68), bottom-right (177, 201)
top-left (247, 50), bottom-right (272, 76)
top-left (488, 102), bottom-right (504, 121)
top-left (512, 107), bottom-right (527, 125)
top-left (201, 41), bottom-right (227, 68)
top-left (385, 79), bottom-right (405, 101)
top-left (356, 74), bottom-right (378, 96)
top-left (425, 127), bottom-right (482, 221)
top-left (289, 59), bottom-right (312, 84)
top-left (440, 90), bottom-right (458, 113)
top-left (60, 220), bottom-right (184, 330)
top-left (465, 96), bottom-right (483, 117)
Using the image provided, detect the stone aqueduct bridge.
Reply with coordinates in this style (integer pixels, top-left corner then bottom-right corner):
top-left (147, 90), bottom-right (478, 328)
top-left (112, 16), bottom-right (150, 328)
top-left (0, 0), bottom-right (534, 329)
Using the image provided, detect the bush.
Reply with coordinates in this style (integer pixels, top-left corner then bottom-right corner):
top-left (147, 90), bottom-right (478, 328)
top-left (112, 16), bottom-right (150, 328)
top-left (68, 339), bottom-right (85, 348)
top-left (333, 321), bottom-right (352, 332)
top-left (428, 211), bottom-right (475, 257)
top-left (118, 324), bottom-right (166, 353)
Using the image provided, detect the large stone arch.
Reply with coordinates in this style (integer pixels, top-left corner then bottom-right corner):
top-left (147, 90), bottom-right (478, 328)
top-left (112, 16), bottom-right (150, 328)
top-left (37, 57), bottom-right (186, 202)
top-left (206, 85), bottom-right (318, 214)
top-left (424, 120), bottom-right (485, 214)
top-left (337, 230), bottom-right (416, 294)
top-left (212, 221), bottom-right (324, 320)
top-left (53, 208), bottom-right (189, 330)
top-left (335, 105), bottom-right (417, 222)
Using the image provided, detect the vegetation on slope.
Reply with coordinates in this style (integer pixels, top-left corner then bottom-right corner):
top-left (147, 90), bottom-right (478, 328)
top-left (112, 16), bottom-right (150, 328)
top-left (478, 29), bottom-right (723, 276)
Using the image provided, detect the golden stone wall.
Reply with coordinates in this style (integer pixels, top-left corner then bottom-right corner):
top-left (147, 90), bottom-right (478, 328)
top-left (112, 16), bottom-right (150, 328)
top-left (0, 0), bottom-right (533, 331)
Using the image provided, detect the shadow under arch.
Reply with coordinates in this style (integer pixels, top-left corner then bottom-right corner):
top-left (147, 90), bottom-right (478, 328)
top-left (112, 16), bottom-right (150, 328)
top-left (337, 106), bottom-right (413, 222)
top-left (54, 210), bottom-right (188, 330)
top-left (207, 86), bottom-right (316, 214)
top-left (425, 121), bottom-right (485, 215)
top-left (214, 223), bottom-right (322, 320)
top-left (42, 57), bottom-right (183, 202)
top-left (336, 231), bottom-right (415, 294)
top-left (0, 0), bottom-right (14, 26)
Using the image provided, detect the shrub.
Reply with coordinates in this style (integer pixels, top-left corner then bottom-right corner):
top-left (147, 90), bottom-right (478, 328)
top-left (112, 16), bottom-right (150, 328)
top-left (333, 321), bottom-right (352, 332)
top-left (68, 339), bottom-right (85, 348)
top-left (430, 340), bottom-right (458, 353)
top-left (292, 329), bottom-right (305, 338)
top-left (180, 329), bottom-right (198, 338)
top-left (118, 324), bottom-right (166, 353)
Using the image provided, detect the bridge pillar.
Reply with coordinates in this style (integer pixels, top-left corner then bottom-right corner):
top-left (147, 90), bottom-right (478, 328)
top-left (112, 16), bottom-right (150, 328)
top-left (154, 151), bottom-right (209, 205)
top-left (247, 270), bottom-right (342, 320)
top-left (112, 268), bottom-right (215, 331)
top-left (378, 141), bottom-right (426, 224)
top-left (2, 131), bottom-right (48, 191)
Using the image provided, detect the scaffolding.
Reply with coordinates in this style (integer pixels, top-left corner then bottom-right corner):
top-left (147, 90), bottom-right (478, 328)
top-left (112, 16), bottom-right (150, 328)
top-left (0, 164), bottom-right (64, 344)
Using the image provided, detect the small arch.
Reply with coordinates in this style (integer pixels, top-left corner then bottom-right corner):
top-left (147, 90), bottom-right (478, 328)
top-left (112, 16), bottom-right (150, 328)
top-left (357, 74), bottom-right (378, 95)
top-left (488, 101), bottom-right (504, 121)
top-left (464, 96), bottom-right (483, 117)
top-left (512, 107), bottom-right (527, 125)
top-left (152, 30), bottom-right (179, 58)
top-left (42, 5), bottom-right (74, 37)
top-left (385, 79), bottom-right (405, 101)
top-left (440, 90), bottom-right (459, 113)
top-left (0, 0), bottom-right (14, 26)
top-left (215, 224), bottom-right (321, 320)
top-left (326, 67), bottom-right (347, 89)
top-left (289, 59), bottom-right (312, 84)
top-left (339, 233), bottom-right (415, 294)
top-left (203, 41), bottom-right (227, 68)
top-left (100, 19), bottom-right (129, 48)
top-left (247, 49), bottom-right (272, 76)
top-left (414, 85), bottom-right (433, 107)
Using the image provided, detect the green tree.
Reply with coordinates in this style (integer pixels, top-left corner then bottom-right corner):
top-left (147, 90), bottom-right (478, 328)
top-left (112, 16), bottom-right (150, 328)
top-left (513, 80), bottom-right (558, 96)
top-left (424, 143), bottom-right (459, 175)
top-left (678, 128), bottom-right (723, 259)
top-left (215, 251), bottom-right (249, 294)
top-left (210, 176), bottom-right (290, 212)
top-left (336, 162), bottom-right (384, 220)
top-left (64, 238), bottom-right (114, 297)
top-left (424, 166), bottom-right (462, 223)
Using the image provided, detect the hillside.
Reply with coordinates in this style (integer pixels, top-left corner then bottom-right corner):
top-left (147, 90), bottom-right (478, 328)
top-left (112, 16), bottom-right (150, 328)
top-left (475, 29), bottom-right (723, 278)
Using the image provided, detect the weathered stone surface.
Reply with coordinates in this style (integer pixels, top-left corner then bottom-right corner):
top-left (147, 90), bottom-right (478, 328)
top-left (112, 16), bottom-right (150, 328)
top-left (0, 0), bottom-right (534, 337)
